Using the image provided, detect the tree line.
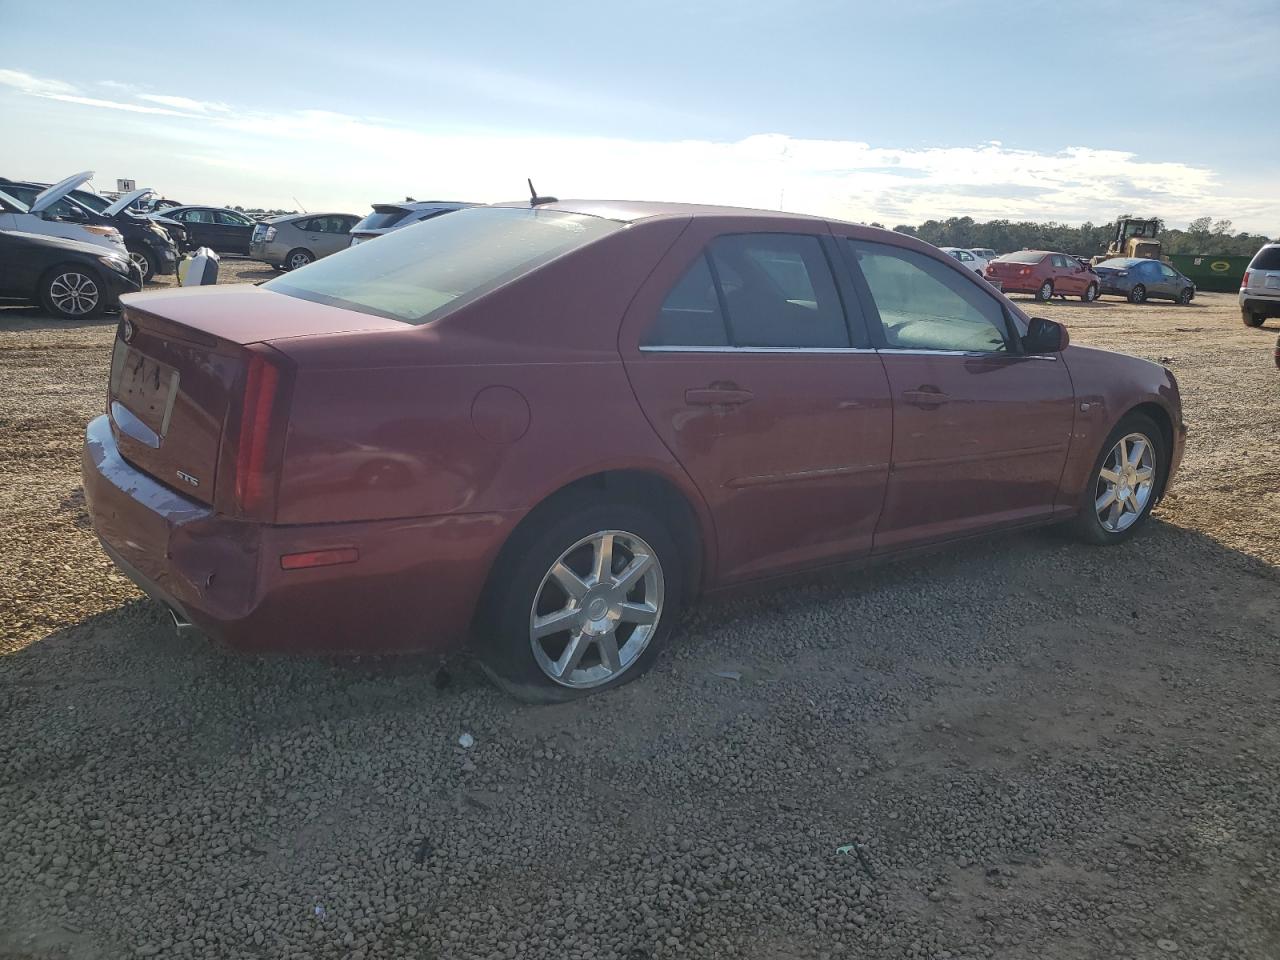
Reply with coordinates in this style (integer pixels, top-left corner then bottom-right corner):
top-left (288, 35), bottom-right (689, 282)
top-left (884, 216), bottom-right (1273, 258)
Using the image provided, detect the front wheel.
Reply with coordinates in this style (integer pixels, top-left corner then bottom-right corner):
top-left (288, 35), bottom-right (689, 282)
top-left (1035, 280), bottom-right (1053, 302)
top-left (126, 246), bottom-right (157, 283)
top-left (1081, 283), bottom-right (1098, 302)
top-left (1178, 287), bottom-right (1194, 304)
top-left (39, 266), bottom-right (105, 320)
top-left (1128, 284), bottom-right (1147, 304)
top-left (477, 500), bottom-right (685, 702)
top-left (1071, 414), bottom-right (1163, 545)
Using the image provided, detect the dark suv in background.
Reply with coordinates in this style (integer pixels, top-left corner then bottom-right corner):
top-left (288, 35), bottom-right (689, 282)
top-left (1241, 243), bottom-right (1280, 328)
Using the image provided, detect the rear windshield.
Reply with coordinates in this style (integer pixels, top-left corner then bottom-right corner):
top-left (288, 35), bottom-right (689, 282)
top-left (265, 206), bottom-right (622, 324)
top-left (1249, 246), bottom-right (1280, 270)
top-left (996, 251), bottom-right (1045, 264)
top-left (352, 208), bottom-right (412, 232)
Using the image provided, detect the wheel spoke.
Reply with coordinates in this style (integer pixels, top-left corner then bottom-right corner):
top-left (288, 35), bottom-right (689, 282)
top-left (595, 633), bottom-right (621, 673)
top-left (1099, 468), bottom-right (1121, 484)
top-left (1113, 438), bottom-right (1127, 469)
top-left (1128, 438), bottom-right (1147, 467)
top-left (618, 602), bottom-right (658, 626)
top-left (1135, 467), bottom-right (1154, 483)
top-left (591, 533), bottom-right (615, 584)
top-left (1108, 499), bottom-right (1124, 527)
top-left (532, 606), bottom-right (579, 639)
top-left (1095, 488), bottom-right (1117, 513)
top-left (550, 562), bottom-right (589, 601)
top-left (612, 553), bottom-right (653, 594)
top-left (552, 631), bottom-right (589, 678)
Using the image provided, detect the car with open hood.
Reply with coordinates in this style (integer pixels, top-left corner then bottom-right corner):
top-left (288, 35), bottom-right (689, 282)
top-left (0, 172), bottom-right (127, 255)
top-left (0, 229), bottom-right (139, 320)
top-left (82, 199), bottom-right (1185, 701)
top-left (0, 180), bottom-right (178, 282)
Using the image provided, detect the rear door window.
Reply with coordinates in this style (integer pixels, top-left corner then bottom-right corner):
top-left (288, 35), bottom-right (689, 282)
top-left (708, 234), bottom-right (849, 348)
top-left (641, 255), bottom-right (729, 348)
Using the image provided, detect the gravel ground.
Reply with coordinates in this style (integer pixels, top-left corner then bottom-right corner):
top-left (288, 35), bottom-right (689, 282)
top-left (2, 272), bottom-right (1278, 960)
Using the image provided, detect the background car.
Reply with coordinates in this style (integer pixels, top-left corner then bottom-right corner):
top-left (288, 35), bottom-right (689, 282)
top-left (970, 247), bottom-right (997, 261)
top-left (0, 230), bottom-right (139, 319)
top-left (83, 201), bottom-right (1184, 703)
top-left (0, 174), bottom-right (128, 255)
top-left (249, 212), bottom-right (360, 270)
top-left (0, 181), bottom-right (178, 282)
top-left (986, 250), bottom-right (1100, 301)
top-left (149, 205), bottom-right (256, 254)
top-left (1093, 257), bottom-right (1195, 304)
top-left (1240, 243), bottom-right (1280, 328)
top-left (940, 246), bottom-right (988, 275)
top-left (348, 199), bottom-right (478, 245)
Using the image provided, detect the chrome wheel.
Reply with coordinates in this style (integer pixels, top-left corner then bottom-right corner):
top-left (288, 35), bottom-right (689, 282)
top-left (1094, 433), bottom-right (1156, 533)
top-left (1083, 283), bottom-right (1097, 302)
top-left (288, 250), bottom-right (312, 270)
top-left (529, 530), bottom-right (664, 689)
top-left (1179, 288), bottom-right (1193, 304)
top-left (48, 272), bottom-right (100, 316)
top-left (128, 250), bottom-right (152, 281)
top-left (1130, 284), bottom-right (1146, 304)
top-left (1038, 281), bottom-right (1053, 301)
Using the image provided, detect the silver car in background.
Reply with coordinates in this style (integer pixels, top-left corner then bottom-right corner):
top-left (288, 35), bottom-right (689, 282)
top-left (1241, 243), bottom-right (1280, 328)
top-left (347, 199), bottom-right (477, 246)
top-left (249, 212), bottom-right (359, 270)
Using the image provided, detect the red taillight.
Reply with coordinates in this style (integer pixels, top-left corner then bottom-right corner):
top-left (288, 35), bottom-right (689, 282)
top-left (280, 547), bottom-right (358, 570)
top-left (1241, 271), bottom-right (1250, 288)
top-left (1019, 267), bottom-right (1032, 277)
top-left (234, 352), bottom-right (281, 514)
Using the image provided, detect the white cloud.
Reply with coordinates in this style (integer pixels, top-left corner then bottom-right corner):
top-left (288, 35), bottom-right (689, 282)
top-left (1, 69), bottom-right (1275, 233)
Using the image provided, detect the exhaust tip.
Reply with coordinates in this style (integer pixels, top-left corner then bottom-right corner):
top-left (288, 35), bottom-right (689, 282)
top-left (167, 606), bottom-right (200, 639)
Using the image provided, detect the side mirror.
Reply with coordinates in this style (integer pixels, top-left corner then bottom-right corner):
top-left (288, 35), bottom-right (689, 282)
top-left (1023, 317), bottom-right (1069, 354)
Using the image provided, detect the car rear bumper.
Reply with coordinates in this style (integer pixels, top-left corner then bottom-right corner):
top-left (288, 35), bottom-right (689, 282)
top-left (248, 240), bottom-right (288, 265)
top-left (1240, 292), bottom-right (1280, 317)
top-left (82, 414), bottom-right (515, 655)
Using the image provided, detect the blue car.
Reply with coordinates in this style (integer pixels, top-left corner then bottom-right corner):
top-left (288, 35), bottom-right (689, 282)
top-left (1093, 257), bottom-right (1195, 304)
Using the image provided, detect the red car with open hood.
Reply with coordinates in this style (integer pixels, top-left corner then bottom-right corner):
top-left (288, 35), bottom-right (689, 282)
top-left (83, 200), bottom-right (1185, 700)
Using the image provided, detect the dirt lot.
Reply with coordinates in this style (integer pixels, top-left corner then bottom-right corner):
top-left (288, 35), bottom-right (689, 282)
top-left (1, 271), bottom-right (1278, 960)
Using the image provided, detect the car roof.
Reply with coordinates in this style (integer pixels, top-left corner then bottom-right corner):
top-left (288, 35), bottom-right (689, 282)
top-left (276, 211), bottom-right (357, 221)
top-left (489, 198), bottom-right (831, 226)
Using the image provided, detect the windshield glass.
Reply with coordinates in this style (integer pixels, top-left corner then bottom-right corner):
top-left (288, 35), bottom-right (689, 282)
top-left (352, 208), bottom-right (411, 232)
top-left (997, 251), bottom-right (1045, 264)
top-left (265, 206), bottom-right (622, 324)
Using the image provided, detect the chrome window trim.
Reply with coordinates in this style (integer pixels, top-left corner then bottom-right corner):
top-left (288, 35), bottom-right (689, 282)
top-left (638, 345), bottom-right (879, 354)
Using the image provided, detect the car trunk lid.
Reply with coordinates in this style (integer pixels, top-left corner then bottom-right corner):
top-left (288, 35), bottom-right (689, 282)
top-left (107, 286), bottom-right (404, 510)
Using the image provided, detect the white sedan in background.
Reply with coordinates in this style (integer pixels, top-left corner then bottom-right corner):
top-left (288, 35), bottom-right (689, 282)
top-left (940, 247), bottom-right (989, 275)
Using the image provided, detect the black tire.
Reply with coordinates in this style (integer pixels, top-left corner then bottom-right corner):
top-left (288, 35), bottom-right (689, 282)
top-left (1178, 287), bottom-right (1194, 304)
top-left (126, 245), bottom-right (158, 283)
top-left (283, 248), bottom-right (314, 271)
top-left (38, 265), bottom-right (106, 321)
top-left (1081, 282), bottom-right (1098, 303)
top-left (1070, 412), bottom-right (1164, 546)
top-left (1128, 284), bottom-right (1147, 304)
top-left (477, 498), bottom-right (685, 703)
top-left (1242, 311), bottom-right (1265, 328)
top-left (1035, 280), bottom-right (1053, 302)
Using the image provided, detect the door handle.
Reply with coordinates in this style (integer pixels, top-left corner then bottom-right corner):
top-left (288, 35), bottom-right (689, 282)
top-left (685, 386), bottom-right (754, 407)
top-left (903, 388), bottom-right (950, 408)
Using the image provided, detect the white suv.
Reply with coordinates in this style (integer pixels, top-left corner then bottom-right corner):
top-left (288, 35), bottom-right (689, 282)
top-left (1241, 243), bottom-right (1280, 328)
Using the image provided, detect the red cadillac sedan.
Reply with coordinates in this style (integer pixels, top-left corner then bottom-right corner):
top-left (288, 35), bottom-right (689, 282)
top-left (986, 250), bottom-right (1101, 302)
top-left (83, 201), bottom-right (1185, 700)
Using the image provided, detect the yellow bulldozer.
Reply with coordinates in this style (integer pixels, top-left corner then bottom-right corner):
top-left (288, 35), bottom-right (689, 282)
top-left (1094, 217), bottom-right (1162, 265)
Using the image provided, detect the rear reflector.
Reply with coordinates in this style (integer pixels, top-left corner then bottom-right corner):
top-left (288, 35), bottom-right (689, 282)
top-left (280, 547), bottom-right (359, 571)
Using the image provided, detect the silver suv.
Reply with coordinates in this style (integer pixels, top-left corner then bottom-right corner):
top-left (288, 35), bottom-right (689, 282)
top-left (249, 212), bottom-right (359, 271)
top-left (1241, 243), bottom-right (1280, 328)
top-left (348, 200), bottom-right (477, 246)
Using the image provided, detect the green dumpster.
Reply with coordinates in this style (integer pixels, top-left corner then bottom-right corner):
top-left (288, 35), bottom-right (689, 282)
top-left (1168, 254), bottom-right (1251, 293)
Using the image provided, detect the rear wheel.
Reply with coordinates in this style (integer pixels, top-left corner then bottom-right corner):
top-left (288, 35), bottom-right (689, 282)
top-left (1128, 284), bottom-right (1147, 304)
top-left (1071, 413), bottom-right (1163, 545)
top-left (1178, 287), bottom-right (1194, 304)
top-left (1035, 280), bottom-right (1053, 302)
top-left (477, 500), bottom-right (684, 702)
top-left (1081, 282), bottom-right (1098, 302)
top-left (39, 266), bottom-right (105, 320)
top-left (1242, 311), bottom-right (1265, 328)
top-left (284, 248), bottom-right (314, 271)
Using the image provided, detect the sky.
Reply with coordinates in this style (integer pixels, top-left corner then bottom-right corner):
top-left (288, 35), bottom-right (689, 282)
top-left (2, 0), bottom-right (1278, 233)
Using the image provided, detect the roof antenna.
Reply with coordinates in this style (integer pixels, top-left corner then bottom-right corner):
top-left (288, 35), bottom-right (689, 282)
top-left (528, 178), bottom-right (557, 207)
